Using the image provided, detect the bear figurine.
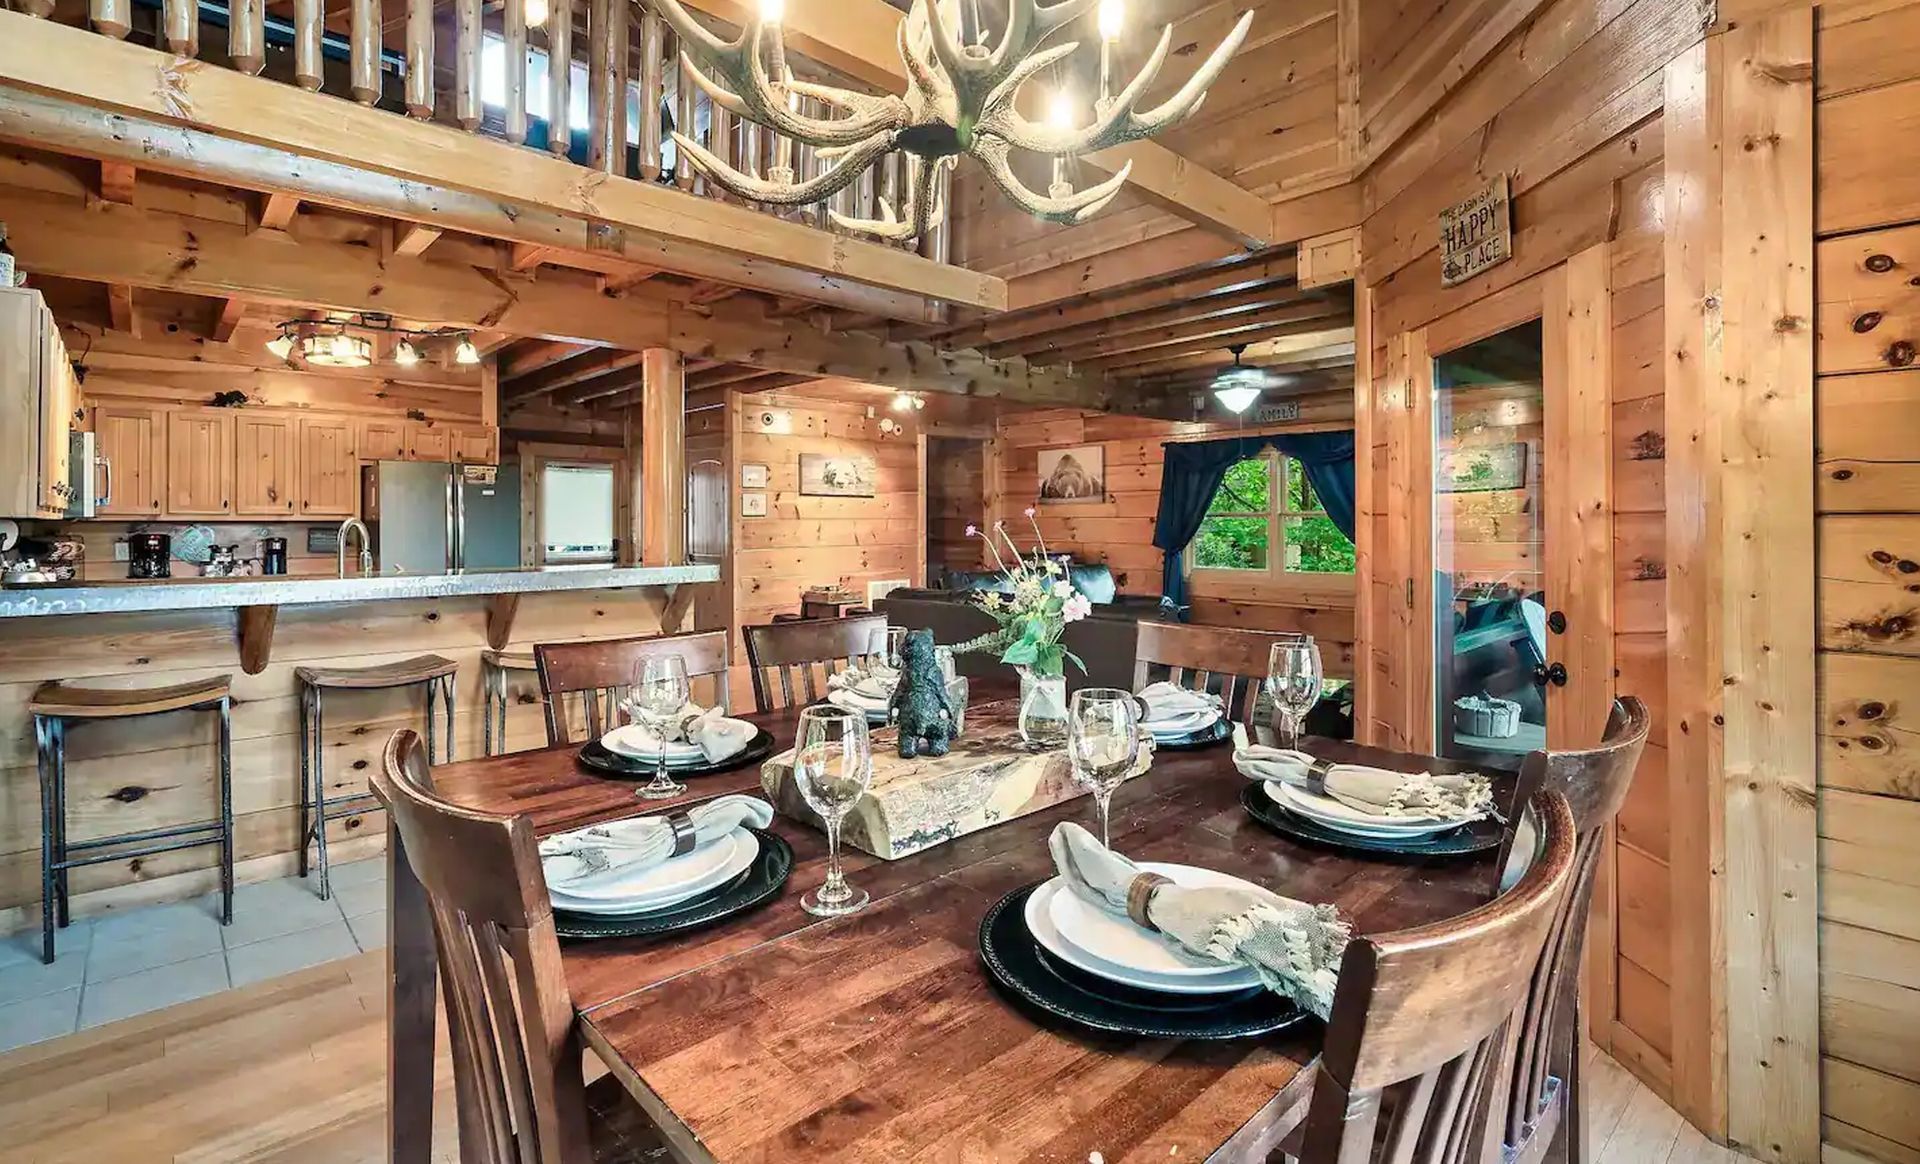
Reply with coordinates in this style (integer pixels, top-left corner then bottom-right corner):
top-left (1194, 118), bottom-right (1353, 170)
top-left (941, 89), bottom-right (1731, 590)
top-left (887, 628), bottom-right (956, 759)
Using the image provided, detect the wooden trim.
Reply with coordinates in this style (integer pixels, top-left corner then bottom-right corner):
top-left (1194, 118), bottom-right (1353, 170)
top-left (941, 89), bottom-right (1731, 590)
top-left (1716, 12), bottom-right (1819, 1162)
top-left (1351, 278), bottom-right (1375, 740)
top-left (0, 13), bottom-right (1003, 312)
top-left (1082, 141), bottom-right (1278, 248)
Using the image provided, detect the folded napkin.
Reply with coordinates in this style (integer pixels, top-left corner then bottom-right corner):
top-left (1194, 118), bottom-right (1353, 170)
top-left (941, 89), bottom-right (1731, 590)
top-left (539, 794), bottom-right (774, 891)
top-left (1231, 723), bottom-right (1494, 822)
top-left (1047, 822), bottom-right (1348, 1018)
top-left (1136, 681), bottom-right (1222, 724)
top-left (829, 664), bottom-right (896, 701)
top-left (610, 702), bottom-right (758, 763)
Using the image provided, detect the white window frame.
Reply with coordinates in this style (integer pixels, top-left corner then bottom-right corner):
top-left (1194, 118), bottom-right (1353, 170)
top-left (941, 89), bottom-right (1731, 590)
top-left (1185, 449), bottom-right (1353, 585)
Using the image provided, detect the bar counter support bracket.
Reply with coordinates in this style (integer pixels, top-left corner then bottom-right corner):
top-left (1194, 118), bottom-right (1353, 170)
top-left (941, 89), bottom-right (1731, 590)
top-left (484, 593), bottom-right (520, 650)
top-left (237, 604), bottom-right (277, 675)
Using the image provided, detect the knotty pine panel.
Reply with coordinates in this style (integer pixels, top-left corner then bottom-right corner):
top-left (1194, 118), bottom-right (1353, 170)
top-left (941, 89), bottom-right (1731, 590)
top-left (1818, 223), bottom-right (1920, 375)
top-left (1824, 971), bottom-right (1920, 1086)
top-left (1819, 76), bottom-right (1920, 237)
top-left (1819, 0), bottom-right (1920, 100)
top-left (1819, 515), bottom-right (1920, 658)
top-left (1820, 652), bottom-right (1920, 800)
top-left (1615, 741), bottom-right (1671, 862)
top-left (1825, 1058), bottom-right (1920, 1157)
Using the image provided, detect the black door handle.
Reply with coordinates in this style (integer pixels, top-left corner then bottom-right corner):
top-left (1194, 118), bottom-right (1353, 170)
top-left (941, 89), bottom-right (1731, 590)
top-left (1547, 610), bottom-right (1567, 634)
top-left (1533, 662), bottom-right (1569, 687)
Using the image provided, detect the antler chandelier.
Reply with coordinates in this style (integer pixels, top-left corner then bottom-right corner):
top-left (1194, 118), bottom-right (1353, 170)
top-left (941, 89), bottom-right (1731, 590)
top-left (654, 0), bottom-right (1252, 243)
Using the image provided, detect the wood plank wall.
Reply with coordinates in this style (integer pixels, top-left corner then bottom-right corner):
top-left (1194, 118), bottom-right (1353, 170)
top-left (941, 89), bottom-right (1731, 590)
top-left (1353, 0), bottom-right (1699, 1118)
top-left (926, 435), bottom-right (987, 580)
top-left (1812, 4), bottom-right (1920, 1160)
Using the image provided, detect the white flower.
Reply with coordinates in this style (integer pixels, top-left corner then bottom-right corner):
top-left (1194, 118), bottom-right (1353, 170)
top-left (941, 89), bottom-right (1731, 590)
top-left (1045, 559), bottom-right (1064, 575)
top-left (981, 592), bottom-right (1002, 609)
top-left (1024, 506), bottom-right (1037, 518)
top-left (965, 524), bottom-right (979, 537)
top-left (1051, 579), bottom-right (1074, 599)
top-left (1062, 593), bottom-right (1093, 622)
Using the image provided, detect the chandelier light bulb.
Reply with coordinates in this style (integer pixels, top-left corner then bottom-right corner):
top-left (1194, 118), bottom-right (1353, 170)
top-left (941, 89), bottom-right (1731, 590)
top-left (892, 392), bottom-right (913, 412)
top-left (392, 338), bottom-right (422, 367)
top-left (759, 0), bottom-right (783, 23)
top-left (524, 0), bottom-right (548, 25)
top-left (1098, 0), bottom-right (1124, 40)
top-left (454, 335), bottom-right (482, 365)
top-left (264, 329), bottom-right (295, 360)
top-left (1048, 88), bottom-right (1076, 129)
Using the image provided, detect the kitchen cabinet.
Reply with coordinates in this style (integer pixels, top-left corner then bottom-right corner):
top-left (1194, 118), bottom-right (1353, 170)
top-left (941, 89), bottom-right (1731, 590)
top-left (299, 416), bottom-right (358, 517)
top-left (166, 410), bottom-right (235, 516)
top-left (0, 287), bottom-right (79, 518)
top-left (234, 413), bottom-right (299, 515)
top-left (359, 418), bottom-right (405, 461)
top-left (92, 404), bottom-right (167, 516)
top-left (406, 421), bottom-right (451, 461)
top-left (452, 426), bottom-right (498, 465)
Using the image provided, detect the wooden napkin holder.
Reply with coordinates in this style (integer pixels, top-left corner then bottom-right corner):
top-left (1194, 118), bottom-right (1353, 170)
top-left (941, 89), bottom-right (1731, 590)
top-left (760, 702), bottom-right (1080, 859)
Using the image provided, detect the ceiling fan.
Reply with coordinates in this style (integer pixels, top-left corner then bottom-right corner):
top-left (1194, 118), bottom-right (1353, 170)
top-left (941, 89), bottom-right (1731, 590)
top-left (1209, 343), bottom-right (1290, 414)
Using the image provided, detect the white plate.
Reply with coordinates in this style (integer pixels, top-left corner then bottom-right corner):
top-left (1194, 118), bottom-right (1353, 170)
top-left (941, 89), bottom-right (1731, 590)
top-left (1267, 782), bottom-right (1462, 837)
top-left (600, 724), bottom-right (707, 766)
top-left (1148, 709), bottom-right (1222, 739)
top-left (1025, 880), bottom-right (1264, 995)
top-left (1047, 862), bottom-right (1267, 981)
top-left (547, 829), bottom-right (754, 913)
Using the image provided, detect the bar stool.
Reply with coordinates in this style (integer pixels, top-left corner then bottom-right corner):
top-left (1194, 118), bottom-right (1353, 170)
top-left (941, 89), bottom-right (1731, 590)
top-left (28, 676), bottom-right (235, 964)
top-left (480, 649), bottom-right (537, 756)
top-left (296, 654), bottom-right (457, 899)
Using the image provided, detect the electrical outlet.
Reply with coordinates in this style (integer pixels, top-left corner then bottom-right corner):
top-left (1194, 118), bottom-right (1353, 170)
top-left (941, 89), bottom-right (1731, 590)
top-left (113, 540), bottom-right (130, 562)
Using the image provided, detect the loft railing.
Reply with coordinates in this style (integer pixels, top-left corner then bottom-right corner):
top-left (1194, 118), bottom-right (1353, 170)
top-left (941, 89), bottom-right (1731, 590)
top-left (13, 0), bottom-right (950, 263)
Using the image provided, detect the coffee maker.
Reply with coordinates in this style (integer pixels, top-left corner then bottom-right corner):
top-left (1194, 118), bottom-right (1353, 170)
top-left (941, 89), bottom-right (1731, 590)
top-left (128, 532), bottom-right (171, 579)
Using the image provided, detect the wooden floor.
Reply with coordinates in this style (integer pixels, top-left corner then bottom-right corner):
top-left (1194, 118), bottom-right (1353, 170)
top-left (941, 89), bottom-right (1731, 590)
top-left (0, 950), bottom-right (1747, 1164)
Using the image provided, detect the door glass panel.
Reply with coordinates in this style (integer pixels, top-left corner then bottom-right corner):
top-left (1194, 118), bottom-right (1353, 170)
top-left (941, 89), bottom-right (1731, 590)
top-left (1432, 319), bottom-right (1546, 770)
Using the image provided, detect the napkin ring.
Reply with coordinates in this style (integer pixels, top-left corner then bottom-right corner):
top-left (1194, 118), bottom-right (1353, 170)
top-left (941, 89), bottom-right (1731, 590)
top-left (666, 812), bottom-right (698, 858)
top-left (1126, 872), bottom-right (1172, 932)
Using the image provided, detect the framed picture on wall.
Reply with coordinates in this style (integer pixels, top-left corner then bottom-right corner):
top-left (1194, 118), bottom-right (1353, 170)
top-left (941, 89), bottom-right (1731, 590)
top-left (1437, 442), bottom-right (1528, 493)
top-left (798, 453), bottom-right (877, 497)
top-left (740, 462), bottom-right (769, 489)
top-left (1036, 445), bottom-right (1106, 504)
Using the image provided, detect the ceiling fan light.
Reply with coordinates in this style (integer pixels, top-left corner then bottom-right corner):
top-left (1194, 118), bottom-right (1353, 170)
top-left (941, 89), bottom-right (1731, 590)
top-left (1213, 383), bottom-right (1262, 414)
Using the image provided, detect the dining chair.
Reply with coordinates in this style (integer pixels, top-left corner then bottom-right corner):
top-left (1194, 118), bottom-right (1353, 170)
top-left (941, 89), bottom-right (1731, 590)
top-left (1489, 697), bottom-right (1652, 1164)
top-left (533, 629), bottom-right (731, 747)
top-left (740, 613), bottom-right (888, 713)
top-left (1132, 622), bottom-right (1308, 725)
top-left (372, 729), bottom-right (674, 1163)
top-left (1281, 787), bottom-right (1578, 1164)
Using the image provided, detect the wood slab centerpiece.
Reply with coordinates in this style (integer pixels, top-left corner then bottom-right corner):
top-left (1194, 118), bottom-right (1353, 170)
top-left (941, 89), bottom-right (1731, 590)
top-left (761, 701), bottom-right (1079, 859)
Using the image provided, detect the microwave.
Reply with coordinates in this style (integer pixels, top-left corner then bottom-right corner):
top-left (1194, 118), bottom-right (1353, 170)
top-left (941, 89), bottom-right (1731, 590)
top-left (64, 430), bottom-right (98, 519)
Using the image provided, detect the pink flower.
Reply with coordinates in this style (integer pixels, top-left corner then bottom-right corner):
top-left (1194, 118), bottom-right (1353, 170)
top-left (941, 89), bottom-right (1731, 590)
top-left (965, 524), bottom-right (979, 537)
top-left (1024, 506), bottom-right (1037, 518)
top-left (1062, 593), bottom-right (1093, 623)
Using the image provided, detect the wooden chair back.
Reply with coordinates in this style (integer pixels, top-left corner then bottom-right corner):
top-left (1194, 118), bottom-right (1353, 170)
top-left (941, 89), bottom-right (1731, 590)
top-left (373, 729), bottom-right (588, 1164)
top-left (1490, 697), bottom-right (1651, 1163)
top-left (533, 629), bottom-right (730, 746)
top-left (1131, 622), bottom-right (1304, 725)
top-left (741, 614), bottom-right (888, 712)
top-left (1299, 788), bottom-right (1577, 1164)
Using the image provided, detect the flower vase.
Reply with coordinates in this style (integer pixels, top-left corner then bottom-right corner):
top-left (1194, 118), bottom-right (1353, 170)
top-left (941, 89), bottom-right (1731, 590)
top-left (1016, 666), bottom-right (1068, 748)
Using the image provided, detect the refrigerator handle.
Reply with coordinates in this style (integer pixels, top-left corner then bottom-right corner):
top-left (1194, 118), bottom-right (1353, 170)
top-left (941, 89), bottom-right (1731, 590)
top-left (444, 469), bottom-right (457, 573)
top-left (454, 470), bottom-right (468, 571)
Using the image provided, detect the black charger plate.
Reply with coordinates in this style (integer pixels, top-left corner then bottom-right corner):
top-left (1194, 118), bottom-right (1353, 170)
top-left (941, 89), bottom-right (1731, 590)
top-left (1240, 783), bottom-right (1504, 858)
top-left (553, 828), bottom-right (793, 940)
top-left (977, 883), bottom-right (1309, 1040)
top-left (1148, 717), bottom-right (1234, 751)
top-left (577, 728), bottom-right (777, 780)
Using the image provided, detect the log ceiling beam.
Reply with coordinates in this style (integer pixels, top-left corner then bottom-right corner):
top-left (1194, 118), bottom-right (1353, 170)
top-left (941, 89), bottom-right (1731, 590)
top-left (391, 223), bottom-right (444, 258)
top-left (258, 192), bottom-right (300, 232)
top-left (96, 159), bottom-right (134, 204)
top-left (210, 296), bottom-right (247, 343)
top-left (677, 0), bottom-right (1275, 248)
top-left (106, 283), bottom-right (135, 335)
top-left (2, 188), bottom-right (1118, 409)
top-left (500, 339), bottom-right (597, 379)
top-left (0, 17), bottom-right (996, 316)
top-left (504, 348), bottom-right (648, 404)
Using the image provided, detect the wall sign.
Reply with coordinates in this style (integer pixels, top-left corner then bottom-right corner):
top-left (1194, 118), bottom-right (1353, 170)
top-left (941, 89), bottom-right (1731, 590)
top-left (1439, 176), bottom-right (1512, 288)
top-left (740, 462), bottom-right (769, 489)
top-left (1253, 400), bottom-right (1301, 424)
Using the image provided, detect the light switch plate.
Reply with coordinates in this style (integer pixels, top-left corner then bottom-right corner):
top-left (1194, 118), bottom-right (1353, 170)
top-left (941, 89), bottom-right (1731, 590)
top-left (740, 462), bottom-right (769, 489)
top-left (740, 491), bottom-right (768, 517)
top-left (113, 540), bottom-right (130, 561)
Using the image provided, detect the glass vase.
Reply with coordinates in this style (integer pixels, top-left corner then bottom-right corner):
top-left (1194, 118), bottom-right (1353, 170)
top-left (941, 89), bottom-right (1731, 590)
top-left (1016, 666), bottom-right (1069, 749)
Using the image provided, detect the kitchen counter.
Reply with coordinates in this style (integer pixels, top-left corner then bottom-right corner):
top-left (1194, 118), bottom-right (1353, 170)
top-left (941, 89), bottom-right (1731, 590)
top-left (0, 563), bottom-right (721, 618)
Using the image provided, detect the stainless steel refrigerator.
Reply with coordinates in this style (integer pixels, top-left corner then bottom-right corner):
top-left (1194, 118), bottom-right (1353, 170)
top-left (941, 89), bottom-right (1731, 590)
top-left (362, 461), bottom-right (522, 574)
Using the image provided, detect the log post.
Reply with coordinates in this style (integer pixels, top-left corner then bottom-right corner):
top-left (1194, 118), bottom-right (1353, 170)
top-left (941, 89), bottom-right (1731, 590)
top-left (639, 9), bottom-right (665, 180)
top-left (454, 0), bottom-right (484, 130)
top-left (546, 0), bottom-right (573, 156)
top-left (588, 0), bottom-right (631, 174)
top-left (349, 0), bottom-right (380, 103)
top-left (89, 0), bottom-right (130, 38)
top-left (292, 0), bottom-right (323, 91)
top-left (675, 43), bottom-right (696, 191)
top-left (708, 100), bottom-right (733, 201)
top-left (405, 0), bottom-right (435, 119)
top-left (162, 0), bottom-right (197, 57)
top-left (502, 0), bottom-right (529, 144)
top-left (16, 0), bottom-right (54, 17)
top-left (230, 0), bottom-right (265, 75)
top-left (637, 349), bottom-right (686, 566)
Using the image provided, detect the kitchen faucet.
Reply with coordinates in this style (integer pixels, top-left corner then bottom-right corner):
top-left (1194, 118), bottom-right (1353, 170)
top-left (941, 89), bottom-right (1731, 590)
top-left (337, 518), bottom-right (373, 578)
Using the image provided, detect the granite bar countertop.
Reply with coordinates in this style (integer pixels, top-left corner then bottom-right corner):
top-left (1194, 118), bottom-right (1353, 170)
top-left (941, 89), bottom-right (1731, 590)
top-left (0, 563), bottom-right (721, 618)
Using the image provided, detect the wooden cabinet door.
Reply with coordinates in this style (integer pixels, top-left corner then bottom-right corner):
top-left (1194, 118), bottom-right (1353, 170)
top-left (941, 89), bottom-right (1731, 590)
top-left (166, 411), bottom-right (235, 516)
top-left (234, 413), bottom-right (299, 516)
top-left (299, 416), bottom-right (358, 517)
top-left (37, 307), bottom-right (75, 515)
top-left (360, 418), bottom-right (405, 461)
top-left (93, 405), bottom-right (167, 516)
top-left (452, 426), bottom-right (497, 464)
top-left (406, 421), bottom-right (451, 461)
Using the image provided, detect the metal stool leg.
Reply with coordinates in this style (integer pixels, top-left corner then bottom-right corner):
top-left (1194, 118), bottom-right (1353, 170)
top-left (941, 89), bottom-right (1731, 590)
top-left (312, 687), bottom-right (331, 900)
top-left (216, 695), bottom-right (234, 925)
top-left (34, 715), bottom-right (57, 964)
top-left (442, 674), bottom-right (457, 763)
top-left (297, 683), bottom-right (312, 880)
top-left (49, 718), bottom-right (69, 929)
top-left (423, 679), bottom-right (436, 768)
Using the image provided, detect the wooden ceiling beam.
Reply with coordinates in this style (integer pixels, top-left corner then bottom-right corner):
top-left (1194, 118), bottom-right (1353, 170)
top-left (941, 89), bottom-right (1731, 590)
top-left (0, 18), bottom-right (1001, 312)
top-left (106, 283), bottom-right (135, 336)
top-left (210, 296), bottom-right (247, 343)
top-left (1057, 301), bottom-right (1349, 366)
top-left (1129, 337), bottom-right (1358, 382)
top-left (1, 189), bottom-right (1113, 407)
top-left (556, 364), bottom-right (649, 406)
top-left (258, 192), bottom-right (300, 232)
top-left (500, 339), bottom-right (597, 379)
top-left (391, 223), bottom-right (444, 258)
top-left (986, 281), bottom-right (1313, 360)
top-left (1084, 314), bottom-right (1354, 373)
top-left (96, 159), bottom-right (134, 205)
top-left (504, 348), bottom-right (648, 403)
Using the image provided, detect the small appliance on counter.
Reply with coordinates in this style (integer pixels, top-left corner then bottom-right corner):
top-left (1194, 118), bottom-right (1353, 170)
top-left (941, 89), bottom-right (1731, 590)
top-left (202, 545), bottom-right (245, 578)
top-left (128, 532), bottom-right (171, 579)
top-left (260, 537), bottom-right (288, 576)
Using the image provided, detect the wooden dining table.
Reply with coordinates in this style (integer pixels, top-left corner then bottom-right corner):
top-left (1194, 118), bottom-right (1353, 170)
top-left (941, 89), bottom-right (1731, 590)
top-left (383, 697), bottom-right (1506, 1164)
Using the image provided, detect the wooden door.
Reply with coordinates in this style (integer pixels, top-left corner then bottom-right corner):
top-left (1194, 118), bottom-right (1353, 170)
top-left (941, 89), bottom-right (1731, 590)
top-left (360, 418), bottom-right (405, 461)
top-left (166, 410), bottom-right (235, 516)
top-left (93, 404), bottom-right (167, 516)
top-left (234, 413), bottom-right (299, 516)
top-left (36, 304), bottom-right (75, 515)
top-left (406, 421), bottom-right (450, 461)
top-left (452, 426), bottom-right (497, 464)
top-left (299, 416), bottom-right (358, 517)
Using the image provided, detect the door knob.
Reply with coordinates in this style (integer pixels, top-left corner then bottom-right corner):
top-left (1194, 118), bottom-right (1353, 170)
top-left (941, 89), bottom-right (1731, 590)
top-left (1532, 662), bottom-right (1568, 687)
top-left (1547, 610), bottom-right (1567, 634)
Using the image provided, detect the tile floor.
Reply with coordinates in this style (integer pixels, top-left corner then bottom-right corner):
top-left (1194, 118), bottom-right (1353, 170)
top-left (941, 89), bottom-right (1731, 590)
top-left (0, 856), bottom-right (388, 1053)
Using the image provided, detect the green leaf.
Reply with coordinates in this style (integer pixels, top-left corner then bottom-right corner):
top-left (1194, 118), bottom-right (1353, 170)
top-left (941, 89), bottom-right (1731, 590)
top-left (1061, 647), bottom-right (1087, 673)
top-left (1001, 638), bottom-right (1040, 665)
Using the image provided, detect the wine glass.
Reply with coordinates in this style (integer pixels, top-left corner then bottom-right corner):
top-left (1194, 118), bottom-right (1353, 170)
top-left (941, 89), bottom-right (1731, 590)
top-left (631, 653), bottom-right (690, 801)
top-left (1267, 636), bottom-right (1323, 750)
top-left (1067, 687), bottom-right (1142, 847)
top-left (794, 704), bottom-right (874, 917)
top-left (884, 625), bottom-right (908, 670)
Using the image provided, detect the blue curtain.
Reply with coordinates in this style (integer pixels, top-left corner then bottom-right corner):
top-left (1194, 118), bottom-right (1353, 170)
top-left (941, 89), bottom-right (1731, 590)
top-left (1151, 430), bottom-right (1358, 618)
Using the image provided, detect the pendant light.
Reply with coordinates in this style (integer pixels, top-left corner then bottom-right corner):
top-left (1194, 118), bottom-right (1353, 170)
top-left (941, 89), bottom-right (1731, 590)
top-left (1211, 344), bottom-right (1264, 415)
